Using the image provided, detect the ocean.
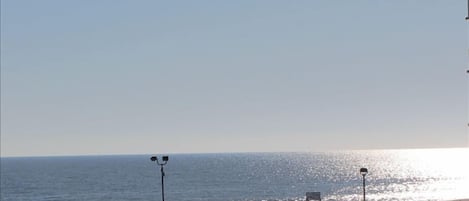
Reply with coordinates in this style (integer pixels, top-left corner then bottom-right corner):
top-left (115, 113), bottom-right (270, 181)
top-left (1, 148), bottom-right (468, 201)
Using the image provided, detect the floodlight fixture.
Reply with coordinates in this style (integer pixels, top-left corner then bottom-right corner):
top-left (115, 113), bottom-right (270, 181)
top-left (150, 155), bottom-right (169, 201)
top-left (360, 168), bottom-right (368, 176)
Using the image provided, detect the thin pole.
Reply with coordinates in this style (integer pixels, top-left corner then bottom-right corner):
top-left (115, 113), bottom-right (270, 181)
top-left (362, 175), bottom-right (366, 201)
top-left (161, 165), bottom-right (165, 201)
top-left (466, 0), bottom-right (469, 147)
top-left (466, 0), bottom-right (469, 20)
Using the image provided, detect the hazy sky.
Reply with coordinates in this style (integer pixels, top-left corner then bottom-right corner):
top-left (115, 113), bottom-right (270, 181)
top-left (1, 0), bottom-right (468, 157)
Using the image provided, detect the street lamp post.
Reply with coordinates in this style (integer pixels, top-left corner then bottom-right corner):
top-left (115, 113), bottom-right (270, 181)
top-left (151, 156), bottom-right (169, 201)
top-left (360, 168), bottom-right (368, 201)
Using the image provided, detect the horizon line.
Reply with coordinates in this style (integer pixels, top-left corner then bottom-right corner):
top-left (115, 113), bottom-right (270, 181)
top-left (1, 146), bottom-right (468, 158)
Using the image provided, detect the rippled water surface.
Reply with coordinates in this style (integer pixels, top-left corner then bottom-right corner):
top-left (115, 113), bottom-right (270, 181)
top-left (1, 148), bottom-right (468, 201)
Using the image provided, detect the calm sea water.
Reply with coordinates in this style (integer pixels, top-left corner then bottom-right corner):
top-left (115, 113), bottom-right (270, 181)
top-left (1, 148), bottom-right (468, 201)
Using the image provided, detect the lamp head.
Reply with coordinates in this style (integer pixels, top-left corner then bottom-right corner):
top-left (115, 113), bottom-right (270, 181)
top-left (150, 156), bottom-right (157, 162)
top-left (360, 167), bottom-right (368, 176)
top-left (162, 156), bottom-right (169, 162)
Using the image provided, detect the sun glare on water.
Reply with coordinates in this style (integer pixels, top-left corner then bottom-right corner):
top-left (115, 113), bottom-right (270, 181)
top-left (370, 148), bottom-right (469, 200)
top-left (324, 148), bottom-right (469, 201)
top-left (398, 148), bottom-right (469, 200)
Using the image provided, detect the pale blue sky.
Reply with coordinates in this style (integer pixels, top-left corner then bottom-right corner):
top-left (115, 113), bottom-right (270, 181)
top-left (1, 0), bottom-right (468, 157)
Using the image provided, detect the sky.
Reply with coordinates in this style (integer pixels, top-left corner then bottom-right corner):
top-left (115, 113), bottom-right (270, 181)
top-left (1, 0), bottom-right (468, 157)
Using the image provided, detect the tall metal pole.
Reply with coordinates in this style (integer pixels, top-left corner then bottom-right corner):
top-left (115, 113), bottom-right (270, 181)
top-left (466, 0), bottom-right (469, 20)
top-left (360, 168), bottom-right (367, 201)
top-left (151, 156), bottom-right (169, 201)
top-left (362, 175), bottom-right (366, 201)
top-left (161, 165), bottom-right (165, 201)
top-left (466, 0), bottom-right (469, 145)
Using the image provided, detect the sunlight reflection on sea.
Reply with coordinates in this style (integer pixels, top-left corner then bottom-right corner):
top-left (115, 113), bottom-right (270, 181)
top-left (1, 148), bottom-right (468, 201)
top-left (323, 148), bottom-right (469, 201)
